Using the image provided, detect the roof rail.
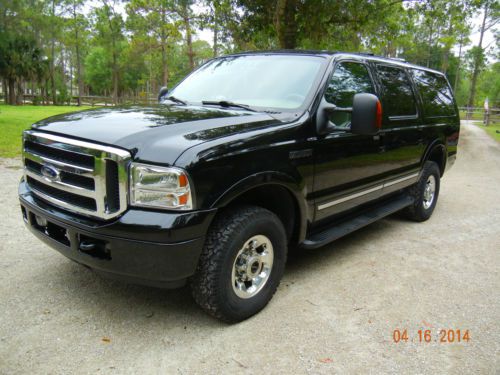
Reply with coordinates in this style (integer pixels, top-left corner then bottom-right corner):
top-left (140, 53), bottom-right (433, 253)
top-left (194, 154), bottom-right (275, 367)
top-left (351, 52), bottom-right (407, 63)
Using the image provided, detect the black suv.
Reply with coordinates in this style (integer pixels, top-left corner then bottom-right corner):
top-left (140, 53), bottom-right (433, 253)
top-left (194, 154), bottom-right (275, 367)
top-left (19, 51), bottom-right (460, 322)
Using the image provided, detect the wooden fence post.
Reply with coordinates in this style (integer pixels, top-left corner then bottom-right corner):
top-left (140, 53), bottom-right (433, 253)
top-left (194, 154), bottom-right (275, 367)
top-left (484, 109), bottom-right (490, 126)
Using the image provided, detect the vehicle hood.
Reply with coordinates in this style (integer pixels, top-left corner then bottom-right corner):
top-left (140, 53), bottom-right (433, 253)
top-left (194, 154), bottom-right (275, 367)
top-left (32, 105), bottom-right (280, 164)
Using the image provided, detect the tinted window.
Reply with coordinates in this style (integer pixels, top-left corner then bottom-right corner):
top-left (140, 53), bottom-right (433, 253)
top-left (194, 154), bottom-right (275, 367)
top-left (325, 61), bottom-right (375, 127)
top-left (411, 69), bottom-right (456, 117)
top-left (376, 65), bottom-right (417, 117)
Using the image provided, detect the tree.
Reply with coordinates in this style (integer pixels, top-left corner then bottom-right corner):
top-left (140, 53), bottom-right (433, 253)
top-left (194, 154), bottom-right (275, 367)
top-left (93, 0), bottom-right (125, 104)
top-left (174, 0), bottom-right (196, 70)
top-left (0, 32), bottom-right (45, 104)
top-left (63, 0), bottom-right (88, 105)
top-left (84, 46), bottom-right (112, 95)
top-left (468, 0), bottom-right (499, 107)
top-left (200, 0), bottom-right (234, 57)
top-left (126, 0), bottom-right (181, 89)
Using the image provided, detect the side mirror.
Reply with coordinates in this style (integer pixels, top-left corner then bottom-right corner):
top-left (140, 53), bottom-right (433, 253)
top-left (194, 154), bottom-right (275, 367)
top-left (351, 93), bottom-right (382, 135)
top-left (315, 98), bottom-right (338, 135)
top-left (158, 86), bottom-right (169, 101)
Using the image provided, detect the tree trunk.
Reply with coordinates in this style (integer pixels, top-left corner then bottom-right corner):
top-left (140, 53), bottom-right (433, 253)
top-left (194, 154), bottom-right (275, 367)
top-left (441, 22), bottom-right (453, 74)
top-left (16, 80), bottom-right (23, 105)
top-left (453, 36), bottom-right (463, 93)
top-left (8, 79), bottom-right (16, 105)
top-left (179, 3), bottom-right (195, 70)
top-left (69, 61), bottom-right (73, 104)
top-left (183, 9), bottom-right (195, 70)
top-left (74, 3), bottom-right (83, 106)
top-left (467, 3), bottom-right (488, 107)
top-left (112, 39), bottom-right (118, 105)
top-left (160, 5), bottom-right (169, 86)
top-left (50, 0), bottom-right (57, 105)
top-left (3, 79), bottom-right (8, 104)
top-left (426, 22), bottom-right (433, 68)
top-left (276, 0), bottom-right (298, 49)
top-left (213, 4), bottom-right (219, 57)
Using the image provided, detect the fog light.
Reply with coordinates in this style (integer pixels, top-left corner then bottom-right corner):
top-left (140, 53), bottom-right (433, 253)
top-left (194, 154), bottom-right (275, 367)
top-left (35, 215), bottom-right (48, 227)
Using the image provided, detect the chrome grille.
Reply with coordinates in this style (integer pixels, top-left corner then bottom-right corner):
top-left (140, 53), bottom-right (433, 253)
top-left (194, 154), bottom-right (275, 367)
top-left (23, 131), bottom-right (131, 220)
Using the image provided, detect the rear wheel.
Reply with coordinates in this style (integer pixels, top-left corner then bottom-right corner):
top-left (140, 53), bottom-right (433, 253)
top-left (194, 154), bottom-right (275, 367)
top-left (405, 161), bottom-right (441, 222)
top-left (190, 205), bottom-right (287, 322)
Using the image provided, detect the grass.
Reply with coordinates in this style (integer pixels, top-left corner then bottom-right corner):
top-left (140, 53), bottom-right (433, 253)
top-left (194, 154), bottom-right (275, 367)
top-left (459, 111), bottom-right (483, 121)
top-left (477, 122), bottom-right (500, 143)
top-left (459, 111), bottom-right (500, 143)
top-left (0, 104), bottom-right (91, 158)
top-left (1, 105), bottom-right (497, 157)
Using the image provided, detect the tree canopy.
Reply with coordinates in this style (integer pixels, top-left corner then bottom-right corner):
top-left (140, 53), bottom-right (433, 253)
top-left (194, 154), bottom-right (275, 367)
top-left (0, 0), bottom-right (498, 106)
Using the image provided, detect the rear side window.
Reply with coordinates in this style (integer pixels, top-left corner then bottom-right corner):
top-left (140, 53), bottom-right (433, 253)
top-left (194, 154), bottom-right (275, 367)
top-left (325, 61), bottom-right (375, 127)
top-left (411, 69), bottom-right (456, 118)
top-left (376, 65), bottom-right (417, 118)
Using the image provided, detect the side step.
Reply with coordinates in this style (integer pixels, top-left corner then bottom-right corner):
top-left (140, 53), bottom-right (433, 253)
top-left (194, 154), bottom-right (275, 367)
top-left (301, 194), bottom-right (414, 250)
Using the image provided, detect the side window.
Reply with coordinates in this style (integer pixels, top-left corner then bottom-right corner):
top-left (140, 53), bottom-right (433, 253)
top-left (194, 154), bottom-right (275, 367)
top-left (325, 61), bottom-right (375, 127)
top-left (376, 65), bottom-right (417, 118)
top-left (411, 69), bottom-right (456, 117)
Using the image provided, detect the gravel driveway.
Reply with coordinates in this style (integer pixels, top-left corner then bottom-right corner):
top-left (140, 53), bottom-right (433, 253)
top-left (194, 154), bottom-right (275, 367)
top-left (0, 121), bottom-right (498, 374)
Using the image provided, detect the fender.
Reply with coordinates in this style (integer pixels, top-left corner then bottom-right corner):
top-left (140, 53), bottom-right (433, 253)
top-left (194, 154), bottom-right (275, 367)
top-left (421, 140), bottom-right (447, 174)
top-left (211, 171), bottom-right (309, 242)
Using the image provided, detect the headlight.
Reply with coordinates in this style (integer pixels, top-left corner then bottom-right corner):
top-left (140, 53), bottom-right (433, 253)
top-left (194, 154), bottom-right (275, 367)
top-left (130, 163), bottom-right (193, 210)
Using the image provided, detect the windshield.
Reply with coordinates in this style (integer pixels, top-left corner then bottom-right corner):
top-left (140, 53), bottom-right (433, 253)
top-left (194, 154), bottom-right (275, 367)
top-left (168, 55), bottom-right (326, 111)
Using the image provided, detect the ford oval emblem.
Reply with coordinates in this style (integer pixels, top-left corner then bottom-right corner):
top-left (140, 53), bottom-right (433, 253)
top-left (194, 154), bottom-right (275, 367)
top-left (41, 164), bottom-right (60, 182)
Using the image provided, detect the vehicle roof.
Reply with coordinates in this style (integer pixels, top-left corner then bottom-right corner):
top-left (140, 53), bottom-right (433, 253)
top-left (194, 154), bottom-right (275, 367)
top-left (225, 50), bottom-right (445, 77)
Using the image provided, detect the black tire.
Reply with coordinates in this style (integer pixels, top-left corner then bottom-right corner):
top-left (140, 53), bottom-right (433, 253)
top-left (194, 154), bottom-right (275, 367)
top-left (190, 205), bottom-right (287, 323)
top-left (404, 161), bottom-right (441, 222)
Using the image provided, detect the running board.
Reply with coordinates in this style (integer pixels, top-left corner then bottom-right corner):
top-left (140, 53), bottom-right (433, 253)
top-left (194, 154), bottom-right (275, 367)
top-left (301, 194), bottom-right (414, 250)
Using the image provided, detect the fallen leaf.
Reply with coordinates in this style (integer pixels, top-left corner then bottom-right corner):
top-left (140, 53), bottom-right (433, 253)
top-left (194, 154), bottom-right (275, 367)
top-left (232, 358), bottom-right (247, 368)
top-left (319, 358), bottom-right (333, 363)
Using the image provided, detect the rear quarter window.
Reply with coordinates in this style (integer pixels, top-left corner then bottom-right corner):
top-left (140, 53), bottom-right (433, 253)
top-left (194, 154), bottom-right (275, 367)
top-left (375, 64), bottom-right (417, 118)
top-left (411, 69), bottom-right (456, 118)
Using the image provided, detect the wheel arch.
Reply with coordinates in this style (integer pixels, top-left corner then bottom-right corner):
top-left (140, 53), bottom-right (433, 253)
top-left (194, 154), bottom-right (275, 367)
top-left (210, 172), bottom-right (308, 245)
top-left (421, 141), bottom-right (447, 176)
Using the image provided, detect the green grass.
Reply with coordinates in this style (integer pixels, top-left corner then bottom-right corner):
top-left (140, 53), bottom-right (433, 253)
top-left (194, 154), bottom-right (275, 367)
top-left (0, 104), bottom-right (91, 158)
top-left (459, 111), bottom-right (500, 143)
top-left (475, 122), bottom-right (500, 143)
top-left (459, 111), bottom-right (483, 121)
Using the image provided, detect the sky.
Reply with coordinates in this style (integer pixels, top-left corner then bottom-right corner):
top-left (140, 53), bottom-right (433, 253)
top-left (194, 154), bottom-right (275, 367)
top-left (468, 10), bottom-right (497, 52)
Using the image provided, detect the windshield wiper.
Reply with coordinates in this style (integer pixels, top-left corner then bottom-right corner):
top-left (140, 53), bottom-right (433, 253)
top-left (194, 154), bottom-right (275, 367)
top-left (202, 100), bottom-right (257, 112)
top-left (164, 96), bottom-right (187, 105)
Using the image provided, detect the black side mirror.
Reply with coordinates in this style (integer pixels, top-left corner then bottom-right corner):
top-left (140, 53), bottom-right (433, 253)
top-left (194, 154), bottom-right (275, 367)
top-left (351, 93), bottom-right (382, 135)
top-left (315, 98), bottom-right (338, 135)
top-left (158, 86), bottom-right (169, 101)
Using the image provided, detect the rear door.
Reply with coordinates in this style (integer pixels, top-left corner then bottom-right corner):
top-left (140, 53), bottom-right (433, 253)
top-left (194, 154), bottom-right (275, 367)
top-left (372, 63), bottom-right (424, 195)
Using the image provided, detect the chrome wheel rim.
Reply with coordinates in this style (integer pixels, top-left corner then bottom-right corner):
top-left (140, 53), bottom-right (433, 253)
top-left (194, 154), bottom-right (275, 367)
top-left (423, 175), bottom-right (436, 209)
top-left (232, 235), bottom-right (274, 299)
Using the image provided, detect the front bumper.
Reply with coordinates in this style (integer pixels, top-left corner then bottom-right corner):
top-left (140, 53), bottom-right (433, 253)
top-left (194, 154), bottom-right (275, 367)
top-left (19, 180), bottom-right (216, 288)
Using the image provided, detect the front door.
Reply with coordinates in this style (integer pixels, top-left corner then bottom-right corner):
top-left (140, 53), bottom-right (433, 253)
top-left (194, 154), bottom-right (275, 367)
top-left (313, 59), bottom-right (386, 222)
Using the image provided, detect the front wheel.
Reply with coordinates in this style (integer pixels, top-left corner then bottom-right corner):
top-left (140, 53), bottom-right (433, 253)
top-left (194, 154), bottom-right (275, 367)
top-left (190, 205), bottom-right (287, 322)
top-left (405, 161), bottom-right (441, 222)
